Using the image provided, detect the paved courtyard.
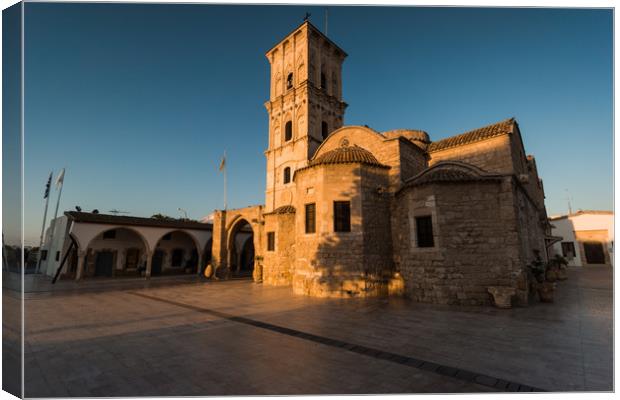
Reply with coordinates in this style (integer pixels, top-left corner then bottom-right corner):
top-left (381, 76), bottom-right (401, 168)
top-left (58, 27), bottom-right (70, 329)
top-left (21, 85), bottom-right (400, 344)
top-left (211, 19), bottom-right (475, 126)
top-left (21, 266), bottom-right (612, 397)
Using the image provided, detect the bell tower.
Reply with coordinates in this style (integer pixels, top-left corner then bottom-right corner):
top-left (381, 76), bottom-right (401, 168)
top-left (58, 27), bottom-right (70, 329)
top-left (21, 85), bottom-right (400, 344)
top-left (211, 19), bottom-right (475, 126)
top-left (264, 21), bottom-right (348, 212)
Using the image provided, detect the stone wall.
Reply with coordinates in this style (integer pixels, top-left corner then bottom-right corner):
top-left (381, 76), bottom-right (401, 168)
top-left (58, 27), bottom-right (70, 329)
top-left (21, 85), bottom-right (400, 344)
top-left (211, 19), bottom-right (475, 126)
top-left (361, 167), bottom-right (394, 278)
top-left (429, 135), bottom-right (515, 174)
top-left (263, 212), bottom-right (296, 286)
top-left (398, 139), bottom-right (428, 182)
top-left (292, 162), bottom-right (392, 297)
top-left (393, 179), bottom-right (527, 306)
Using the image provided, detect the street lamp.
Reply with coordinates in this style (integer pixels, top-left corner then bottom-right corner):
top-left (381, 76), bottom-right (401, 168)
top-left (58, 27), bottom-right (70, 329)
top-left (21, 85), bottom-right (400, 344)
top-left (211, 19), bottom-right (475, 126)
top-left (178, 207), bottom-right (188, 219)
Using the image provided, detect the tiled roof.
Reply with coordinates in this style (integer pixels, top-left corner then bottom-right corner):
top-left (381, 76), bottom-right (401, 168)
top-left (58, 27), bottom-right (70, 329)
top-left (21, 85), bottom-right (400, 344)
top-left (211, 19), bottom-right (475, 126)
top-left (310, 145), bottom-right (389, 168)
top-left (65, 212), bottom-right (212, 230)
top-left (409, 168), bottom-right (502, 186)
top-left (265, 205), bottom-right (296, 215)
top-left (400, 161), bottom-right (504, 190)
top-left (428, 118), bottom-right (515, 152)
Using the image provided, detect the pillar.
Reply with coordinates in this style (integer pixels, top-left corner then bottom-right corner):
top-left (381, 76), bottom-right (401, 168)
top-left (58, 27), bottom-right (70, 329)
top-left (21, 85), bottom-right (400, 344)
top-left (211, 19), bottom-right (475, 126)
top-left (211, 210), bottom-right (228, 272)
top-left (75, 250), bottom-right (87, 281)
top-left (197, 251), bottom-right (205, 276)
top-left (145, 251), bottom-right (153, 279)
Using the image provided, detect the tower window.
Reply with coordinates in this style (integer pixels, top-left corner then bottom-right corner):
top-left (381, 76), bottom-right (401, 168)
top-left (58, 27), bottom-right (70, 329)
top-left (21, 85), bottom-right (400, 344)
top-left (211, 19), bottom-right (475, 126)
top-left (334, 201), bottom-right (351, 232)
top-left (285, 121), bottom-right (292, 141)
top-left (415, 216), bottom-right (434, 248)
top-left (283, 167), bottom-right (291, 184)
top-left (321, 121), bottom-right (329, 139)
top-left (267, 232), bottom-right (275, 251)
top-left (286, 73), bottom-right (293, 90)
top-left (320, 72), bottom-right (327, 89)
top-left (305, 203), bottom-right (316, 234)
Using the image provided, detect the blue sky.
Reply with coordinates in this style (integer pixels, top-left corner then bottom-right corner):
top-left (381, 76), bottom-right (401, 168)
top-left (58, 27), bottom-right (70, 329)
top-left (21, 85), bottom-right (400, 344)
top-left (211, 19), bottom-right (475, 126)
top-left (20, 4), bottom-right (612, 245)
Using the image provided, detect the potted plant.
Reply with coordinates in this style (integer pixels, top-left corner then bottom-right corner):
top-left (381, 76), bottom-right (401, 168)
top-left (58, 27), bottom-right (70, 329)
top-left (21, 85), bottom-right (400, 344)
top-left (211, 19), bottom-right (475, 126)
top-left (537, 281), bottom-right (556, 303)
top-left (528, 256), bottom-right (546, 283)
top-left (553, 255), bottom-right (569, 281)
top-left (527, 255), bottom-right (556, 303)
top-left (545, 260), bottom-right (558, 282)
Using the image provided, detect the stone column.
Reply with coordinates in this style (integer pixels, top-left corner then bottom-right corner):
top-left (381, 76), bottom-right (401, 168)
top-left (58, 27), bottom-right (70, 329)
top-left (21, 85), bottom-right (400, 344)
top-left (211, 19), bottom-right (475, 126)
top-left (145, 251), bottom-right (153, 279)
top-left (197, 251), bottom-right (205, 276)
top-left (75, 250), bottom-right (87, 281)
top-left (211, 210), bottom-right (228, 274)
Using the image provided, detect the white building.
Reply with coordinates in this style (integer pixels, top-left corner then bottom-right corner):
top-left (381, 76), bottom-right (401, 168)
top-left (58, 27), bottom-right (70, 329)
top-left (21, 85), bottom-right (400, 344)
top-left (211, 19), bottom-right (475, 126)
top-left (549, 210), bottom-right (613, 267)
top-left (40, 212), bottom-right (213, 280)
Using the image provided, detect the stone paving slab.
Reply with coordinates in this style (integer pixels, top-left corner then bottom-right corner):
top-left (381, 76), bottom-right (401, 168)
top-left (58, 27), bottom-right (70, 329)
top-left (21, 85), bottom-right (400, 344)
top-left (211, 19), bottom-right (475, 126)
top-left (23, 266), bottom-right (613, 396)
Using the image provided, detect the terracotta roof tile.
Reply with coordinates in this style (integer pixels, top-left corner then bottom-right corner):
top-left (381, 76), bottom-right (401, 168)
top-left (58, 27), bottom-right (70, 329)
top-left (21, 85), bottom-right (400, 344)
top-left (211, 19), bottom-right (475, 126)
top-left (265, 205), bottom-right (296, 215)
top-left (310, 145), bottom-right (388, 168)
top-left (411, 168), bottom-right (501, 186)
top-left (428, 118), bottom-right (515, 152)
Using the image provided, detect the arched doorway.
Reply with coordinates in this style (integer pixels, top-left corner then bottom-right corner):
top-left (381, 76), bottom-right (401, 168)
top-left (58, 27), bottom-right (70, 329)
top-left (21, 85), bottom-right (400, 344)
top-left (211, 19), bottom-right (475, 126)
top-left (227, 219), bottom-right (255, 278)
top-left (152, 230), bottom-right (200, 276)
top-left (84, 227), bottom-right (148, 278)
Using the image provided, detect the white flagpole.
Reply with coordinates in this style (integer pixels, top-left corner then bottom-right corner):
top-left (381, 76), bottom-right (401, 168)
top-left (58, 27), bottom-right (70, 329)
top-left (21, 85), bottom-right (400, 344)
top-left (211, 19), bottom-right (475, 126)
top-left (46, 168), bottom-right (65, 272)
top-left (36, 171), bottom-right (53, 273)
top-left (223, 150), bottom-right (227, 211)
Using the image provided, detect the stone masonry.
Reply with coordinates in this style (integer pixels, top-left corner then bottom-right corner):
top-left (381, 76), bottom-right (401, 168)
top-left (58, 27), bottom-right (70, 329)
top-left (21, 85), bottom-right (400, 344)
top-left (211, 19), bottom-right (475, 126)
top-left (211, 20), bottom-right (551, 305)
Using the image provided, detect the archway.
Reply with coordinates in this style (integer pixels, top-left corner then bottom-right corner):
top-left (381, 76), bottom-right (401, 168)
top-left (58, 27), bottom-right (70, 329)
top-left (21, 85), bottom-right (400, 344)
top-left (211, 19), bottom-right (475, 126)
top-left (83, 227), bottom-right (148, 278)
top-left (227, 218), bottom-right (255, 278)
top-left (152, 230), bottom-right (200, 276)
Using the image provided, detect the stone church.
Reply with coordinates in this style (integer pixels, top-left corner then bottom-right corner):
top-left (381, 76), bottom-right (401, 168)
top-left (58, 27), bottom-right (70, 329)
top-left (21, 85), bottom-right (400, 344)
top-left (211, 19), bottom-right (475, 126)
top-left (211, 21), bottom-right (551, 306)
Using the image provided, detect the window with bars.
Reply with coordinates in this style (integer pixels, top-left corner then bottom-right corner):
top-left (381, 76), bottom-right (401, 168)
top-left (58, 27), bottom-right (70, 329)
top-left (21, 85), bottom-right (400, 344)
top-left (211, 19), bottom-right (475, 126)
top-left (333, 201), bottom-right (351, 232)
top-left (267, 232), bottom-right (275, 251)
top-left (305, 203), bottom-right (316, 234)
top-left (415, 216), bottom-right (434, 248)
top-left (561, 241), bottom-right (576, 258)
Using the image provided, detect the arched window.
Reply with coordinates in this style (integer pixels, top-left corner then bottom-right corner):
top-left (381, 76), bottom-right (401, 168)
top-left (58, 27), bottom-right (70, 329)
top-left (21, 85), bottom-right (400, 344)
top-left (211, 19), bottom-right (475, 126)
top-left (320, 72), bottom-right (327, 89)
top-left (321, 121), bottom-right (329, 139)
top-left (283, 167), bottom-right (291, 184)
top-left (285, 121), bottom-right (292, 141)
top-left (286, 73), bottom-right (293, 89)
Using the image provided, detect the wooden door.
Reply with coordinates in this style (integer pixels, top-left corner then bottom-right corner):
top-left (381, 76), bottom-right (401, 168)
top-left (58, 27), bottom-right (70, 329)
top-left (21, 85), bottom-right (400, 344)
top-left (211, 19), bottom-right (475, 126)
top-left (152, 250), bottom-right (164, 276)
top-left (94, 251), bottom-right (114, 277)
top-left (584, 242), bottom-right (605, 264)
top-left (125, 249), bottom-right (140, 270)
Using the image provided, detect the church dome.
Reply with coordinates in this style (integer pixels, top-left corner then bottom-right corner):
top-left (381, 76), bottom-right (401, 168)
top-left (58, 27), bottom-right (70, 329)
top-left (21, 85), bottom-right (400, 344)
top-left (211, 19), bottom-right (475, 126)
top-left (310, 145), bottom-right (388, 168)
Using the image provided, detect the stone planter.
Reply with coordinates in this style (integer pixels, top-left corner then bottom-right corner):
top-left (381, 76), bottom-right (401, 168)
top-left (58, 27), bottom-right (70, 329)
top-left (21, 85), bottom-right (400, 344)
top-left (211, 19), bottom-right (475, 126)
top-left (545, 269), bottom-right (558, 282)
top-left (487, 286), bottom-right (516, 309)
top-left (388, 272), bottom-right (405, 297)
top-left (203, 264), bottom-right (213, 278)
top-left (556, 269), bottom-right (568, 281)
top-left (537, 282), bottom-right (556, 303)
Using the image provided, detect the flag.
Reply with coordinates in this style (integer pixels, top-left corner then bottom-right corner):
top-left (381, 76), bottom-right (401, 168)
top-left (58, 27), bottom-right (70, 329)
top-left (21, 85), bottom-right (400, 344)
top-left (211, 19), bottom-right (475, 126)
top-left (55, 168), bottom-right (65, 189)
top-left (43, 171), bottom-right (52, 199)
top-left (219, 155), bottom-right (226, 171)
